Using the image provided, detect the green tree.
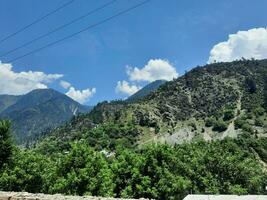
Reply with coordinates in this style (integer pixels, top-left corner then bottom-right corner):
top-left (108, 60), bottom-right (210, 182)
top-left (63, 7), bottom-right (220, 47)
top-left (49, 141), bottom-right (115, 196)
top-left (0, 120), bottom-right (14, 169)
top-left (212, 120), bottom-right (228, 132)
top-left (0, 150), bottom-right (54, 193)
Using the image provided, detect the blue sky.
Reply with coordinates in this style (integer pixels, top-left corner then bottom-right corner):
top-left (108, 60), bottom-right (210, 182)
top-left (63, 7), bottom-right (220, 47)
top-left (0, 0), bottom-right (267, 105)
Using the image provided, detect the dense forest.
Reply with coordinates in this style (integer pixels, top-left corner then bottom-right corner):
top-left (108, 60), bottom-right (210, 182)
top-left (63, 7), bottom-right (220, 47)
top-left (0, 120), bottom-right (267, 200)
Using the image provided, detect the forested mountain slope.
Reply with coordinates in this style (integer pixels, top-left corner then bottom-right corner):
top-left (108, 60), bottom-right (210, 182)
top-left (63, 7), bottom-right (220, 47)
top-left (37, 59), bottom-right (267, 152)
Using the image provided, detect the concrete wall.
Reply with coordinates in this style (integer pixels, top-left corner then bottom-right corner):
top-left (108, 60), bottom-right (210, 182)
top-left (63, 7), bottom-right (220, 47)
top-left (0, 192), bottom-right (151, 200)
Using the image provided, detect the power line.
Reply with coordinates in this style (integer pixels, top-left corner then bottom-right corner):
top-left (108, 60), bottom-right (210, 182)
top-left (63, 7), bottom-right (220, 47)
top-left (0, 0), bottom-right (117, 58)
top-left (7, 0), bottom-right (151, 63)
top-left (0, 0), bottom-right (75, 44)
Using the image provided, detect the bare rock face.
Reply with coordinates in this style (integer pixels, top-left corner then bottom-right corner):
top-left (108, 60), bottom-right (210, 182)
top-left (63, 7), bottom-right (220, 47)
top-left (0, 192), bottom-right (152, 200)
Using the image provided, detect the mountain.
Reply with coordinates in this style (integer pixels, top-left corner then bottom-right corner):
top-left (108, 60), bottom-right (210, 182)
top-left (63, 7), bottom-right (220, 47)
top-left (0, 89), bottom-right (91, 143)
top-left (35, 59), bottom-right (267, 153)
top-left (0, 95), bottom-right (21, 113)
top-left (127, 80), bottom-right (167, 102)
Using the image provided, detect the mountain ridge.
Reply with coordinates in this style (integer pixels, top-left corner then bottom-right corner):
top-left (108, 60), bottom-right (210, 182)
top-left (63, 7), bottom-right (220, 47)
top-left (0, 94), bottom-right (21, 113)
top-left (127, 80), bottom-right (167, 102)
top-left (0, 88), bottom-right (92, 143)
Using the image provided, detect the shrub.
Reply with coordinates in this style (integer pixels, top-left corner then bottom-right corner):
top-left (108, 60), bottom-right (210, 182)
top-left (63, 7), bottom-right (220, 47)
top-left (255, 118), bottom-right (264, 127)
top-left (212, 120), bottom-right (228, 132)
top-left (234, 118), bottom-right (255, 133)
top-left (234, 118), bottom-right (245, 129)
top-left (246, 112), bottom-right (253, 119)
top-left (223, 109), bottom-right (235, 121)
top-left (188, 121), bottom-right (197, 131)
top-left (245, 78), bottom-right (257, 93)
top-left (254, 107), bottom-right (265, 117)
top-left (205, 118), bottom-right (215, 127)
top-left (228, 185), bottom-right (248, 195)
top-left (242, 123), bottom-right (254, 134)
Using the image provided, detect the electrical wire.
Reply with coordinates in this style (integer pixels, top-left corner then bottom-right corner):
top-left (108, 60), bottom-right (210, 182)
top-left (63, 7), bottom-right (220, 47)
top-left (7, 0), bottom-right (151, 63)
top-left (0, 0), bottom-right (117, 58)
top-left (0, 0), bottom-right (75, 44)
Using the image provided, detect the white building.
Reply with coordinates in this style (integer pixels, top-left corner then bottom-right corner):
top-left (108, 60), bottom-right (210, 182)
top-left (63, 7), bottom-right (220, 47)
top-left (184, 195), bottom-right (267, 200)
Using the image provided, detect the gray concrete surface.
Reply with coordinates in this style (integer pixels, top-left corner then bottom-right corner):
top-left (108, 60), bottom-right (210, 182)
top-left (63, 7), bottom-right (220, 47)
top-left (0, 192), bottom-right (151, 200)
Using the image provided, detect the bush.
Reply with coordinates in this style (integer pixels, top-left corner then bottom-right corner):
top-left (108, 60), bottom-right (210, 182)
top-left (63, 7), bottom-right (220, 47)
top-left (205, 118), bottom-right (215, 127)
top-left (212, 120), bottom-right (228, 132)
top-left (241, 123), bottom-right (254, 134)
top-left (234, 118), bottom-right (246, 129)
top-left (223, 109), bottom-right (235, 121)
top-left (234, 118), bottom-right (255, 134)
top-left (255, 118), bottom-right (264, 127)
top-left (245, 78), bottom-right (257, 93)
top-left (254, 107), bottom-right (265, 117)
top-left (246, 112), bottom-right (253, 119)
top-left (188, 121), bottom-right (197, 131)
top-left (228, 185), bottom-right (247, 195)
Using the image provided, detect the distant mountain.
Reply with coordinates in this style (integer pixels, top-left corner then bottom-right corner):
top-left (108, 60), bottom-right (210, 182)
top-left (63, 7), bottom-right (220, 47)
top-left (0, 95), bottom-right (21, 113)
top-left (0, 89), bottom-right (91, 143)
top-left (127, 80), bottom-right (167, 101)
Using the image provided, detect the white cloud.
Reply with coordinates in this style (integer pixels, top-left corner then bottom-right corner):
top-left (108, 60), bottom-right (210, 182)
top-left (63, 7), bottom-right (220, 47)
top-left (0, 61), bottom-right (63, 95)
top-left (60, 80), bottom-right (96, 104)
top-left (126, 59), bottom-right (178, 82)
top-left (208, 27), bottom-right (267, 63)
top-left (60, 80), bottom-right (71, 89)
top-left (66, 86), bottom-right (96, 104)
top-left (115, 80), bottom-right (141, 96)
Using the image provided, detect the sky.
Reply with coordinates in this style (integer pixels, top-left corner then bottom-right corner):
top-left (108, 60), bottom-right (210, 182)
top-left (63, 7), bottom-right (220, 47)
top-left (0, 0), bottom-right (267, 105)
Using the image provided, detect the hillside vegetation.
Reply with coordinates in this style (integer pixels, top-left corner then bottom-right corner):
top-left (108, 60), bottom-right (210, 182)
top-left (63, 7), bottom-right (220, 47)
top-left (0, 120), bottom-right (267, 200)
top-left (1, 59), bottom-right (267, 200)
top-left (37, 59), bottom-right (267, 152)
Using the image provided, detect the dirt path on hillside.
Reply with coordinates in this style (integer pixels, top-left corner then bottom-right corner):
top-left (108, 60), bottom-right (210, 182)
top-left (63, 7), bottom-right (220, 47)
top-left (222, 94), bottom-right (242, 138)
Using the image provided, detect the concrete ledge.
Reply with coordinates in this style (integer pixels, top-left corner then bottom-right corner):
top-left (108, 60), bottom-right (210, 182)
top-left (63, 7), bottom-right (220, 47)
top-left (0, 192), bottom-right (151, 200)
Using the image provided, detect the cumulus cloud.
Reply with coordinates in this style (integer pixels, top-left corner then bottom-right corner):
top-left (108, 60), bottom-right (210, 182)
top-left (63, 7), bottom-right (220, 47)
top-left (60, 80), bottom-right (96, 103)
top-left (60, 80), bottom-right (71, 89)
top-left (0, 61), bottom-right (63, 95)
top-left (208, 27), bottom-right (267, 63)
top-left (126, 59), bottom-right (178, 82)
top-left (66, 86), bottom-right (96, 104)
top-left (115, 80), bottom-right (141, 96)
